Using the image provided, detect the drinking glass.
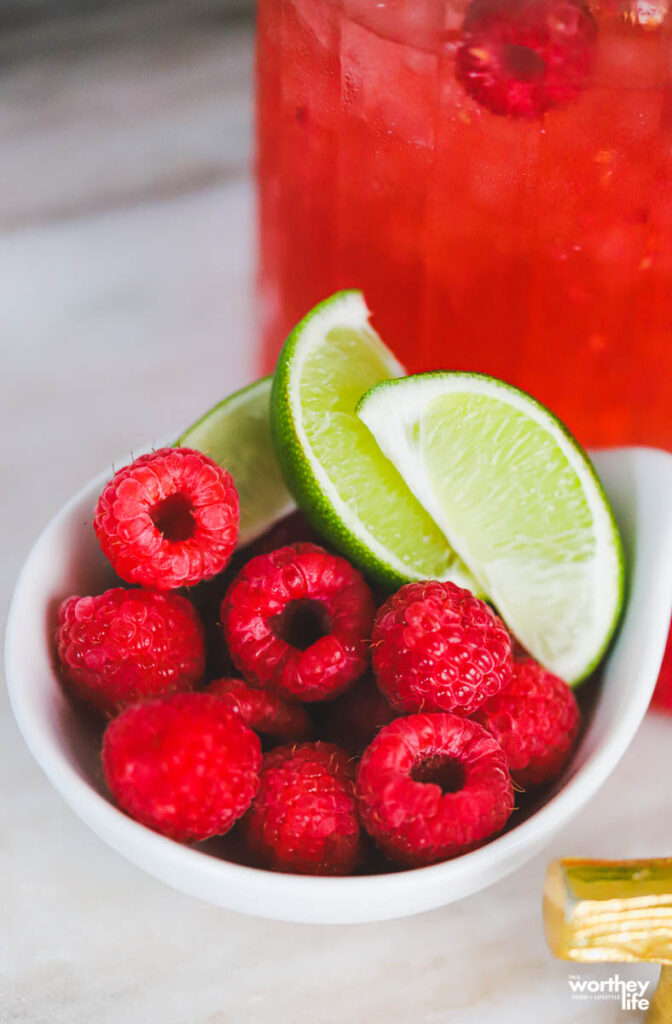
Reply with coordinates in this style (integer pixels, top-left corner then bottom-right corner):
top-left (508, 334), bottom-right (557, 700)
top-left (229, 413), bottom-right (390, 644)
top-left (256, 0), bottom-right (672, 450)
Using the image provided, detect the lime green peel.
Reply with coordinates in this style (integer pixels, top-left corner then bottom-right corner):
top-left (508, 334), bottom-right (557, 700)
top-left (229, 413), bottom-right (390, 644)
top-left (269, 291), bottom-right (478, 591)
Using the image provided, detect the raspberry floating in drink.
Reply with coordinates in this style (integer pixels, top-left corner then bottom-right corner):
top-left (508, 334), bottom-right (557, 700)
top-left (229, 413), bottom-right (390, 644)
top-left (456, 0), bottom-right (598, 117)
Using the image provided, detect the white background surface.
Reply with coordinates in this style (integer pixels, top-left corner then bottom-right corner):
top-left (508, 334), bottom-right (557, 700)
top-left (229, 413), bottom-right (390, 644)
top-left (1, 15), bottom-right (669, 1023)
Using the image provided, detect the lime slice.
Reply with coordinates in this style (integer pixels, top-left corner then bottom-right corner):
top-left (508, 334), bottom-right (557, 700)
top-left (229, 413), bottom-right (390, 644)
top-left (357, 371), bottom-right (624, 683)
top-left (270, 290), bottom-right (478, 590)
top-left (177, 377), bottom-right (294, 545)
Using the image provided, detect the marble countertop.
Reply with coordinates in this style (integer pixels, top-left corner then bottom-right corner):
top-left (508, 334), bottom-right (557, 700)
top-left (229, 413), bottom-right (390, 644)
top-left (1, 15), bottom-right (668, 1024)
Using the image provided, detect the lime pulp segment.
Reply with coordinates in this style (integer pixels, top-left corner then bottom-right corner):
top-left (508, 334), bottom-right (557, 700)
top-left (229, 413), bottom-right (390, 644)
top-left (357, 371), bottom-right (624, 682)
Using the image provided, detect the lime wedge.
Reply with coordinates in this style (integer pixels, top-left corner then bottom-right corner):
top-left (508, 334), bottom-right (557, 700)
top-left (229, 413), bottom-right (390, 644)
top-left (357, 372), bottom-right (624, 683)
top-left (270, 291), bottom-right (478, 590)
top-left (177, 377), bottom-right (294, 545)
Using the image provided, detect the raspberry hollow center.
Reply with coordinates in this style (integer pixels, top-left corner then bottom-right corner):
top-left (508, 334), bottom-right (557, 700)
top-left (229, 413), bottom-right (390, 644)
top-left (502, 42), bottom-right (546, 81)
top-left (151, 493), bottom-right (196, 542)
top-left (411, 756), bottom-right (466, 795)
top-left (270, 599), bottom-right (332, 651)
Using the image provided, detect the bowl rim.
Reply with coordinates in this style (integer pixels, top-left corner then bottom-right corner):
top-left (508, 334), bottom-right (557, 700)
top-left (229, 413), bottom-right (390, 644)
top-left (6, 444), bottom-right (672, 921)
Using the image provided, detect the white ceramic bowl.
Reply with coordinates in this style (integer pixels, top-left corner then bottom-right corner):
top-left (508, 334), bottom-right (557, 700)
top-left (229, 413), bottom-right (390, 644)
top-left (5, 447), bottom-right (672, 924)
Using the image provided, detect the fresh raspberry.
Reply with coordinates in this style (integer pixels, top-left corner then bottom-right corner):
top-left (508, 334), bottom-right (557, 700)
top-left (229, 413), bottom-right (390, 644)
top-left (651, 622), bottom-right (672, 712)
top-left (56, 587), bottom-right (205, 716)
top-left (456, 0), bottom-right (597, 118)
top-left (94, 447), bottom-right (239, 590)
top-left (221, 543), bottom-right (375, 702)
top-left (372, 581), bottom-right (512, 716)
top-left (207, 677), bottom-right (312, 745)
top-left (102, 692), bottom-right (261, 842)
top-left (186, 512), bottom-right (326, 679)
top-left (473, 657), bottom-right (580, 787)
top-left (356, 714), bottom-right (514, 867)
top-left (244, 742), bottom-right (361, 875)
top-left (318, 675), bottom-right (398, 755)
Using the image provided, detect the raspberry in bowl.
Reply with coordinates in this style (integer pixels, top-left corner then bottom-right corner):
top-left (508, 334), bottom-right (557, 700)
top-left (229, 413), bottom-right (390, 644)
top-left (6, 439), bottom-right (670, 921)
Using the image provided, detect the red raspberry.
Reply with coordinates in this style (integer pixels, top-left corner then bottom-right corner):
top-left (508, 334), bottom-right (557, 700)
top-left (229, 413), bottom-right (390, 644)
top-left (102, 692), bottom-right (261, 842)
top-left (651, 621), bottom-right (672, 712)
top-left (474, 658), bottom-right (580, 787)
top-left (318, 675), bottom-right (398, 755)
top-left (244, 742), bottom-right (361, 875)
top-left (186, 513), bottom-right (326, 679)
top-left (56, 587), bottom-right (205, 716)
top-left (207, 677), bottom-right (311, 745)
top-left (94, 447), bottom-right (239, 589)
top-left (221, 544), bottom-right (375, 702)
top-left (372, 581), bottom-right (512, 716)
top-left (356, 714), bottom-right (514, 867)
top-left (456, 0), bottom-right (597, 118)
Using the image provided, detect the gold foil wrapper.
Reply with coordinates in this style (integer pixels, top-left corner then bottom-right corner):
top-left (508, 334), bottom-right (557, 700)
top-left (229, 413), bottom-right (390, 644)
top-left (544, 858), bottom-right (672, 1023)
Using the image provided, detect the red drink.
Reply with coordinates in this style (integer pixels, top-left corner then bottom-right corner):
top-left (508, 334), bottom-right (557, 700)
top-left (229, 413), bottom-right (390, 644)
top-left (256, 0), bottom-right (672, 449)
